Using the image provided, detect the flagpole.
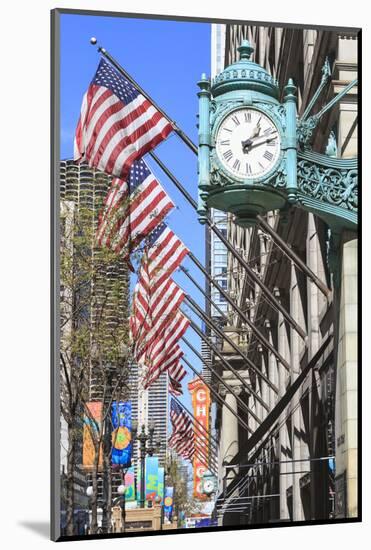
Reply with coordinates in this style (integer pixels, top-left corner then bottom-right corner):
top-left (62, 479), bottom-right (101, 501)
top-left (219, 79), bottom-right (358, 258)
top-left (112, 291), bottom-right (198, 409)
top-left (256, 215), bottom-right (331, 298)
top-left (181, 356), bottom-right (255, 433)
top-left (184, 313), bottom-right (269, 413)
top-left (149, 151), bottom-right (306, 341)
top-left (178, 265), bottom-right (230, 323)
top-left (171, 399), bottom-right (220, 457)
top-left (187, 251), bottom-right (291, 371)
top-left (89, 39), bottom-right (306, 341)
top-left (181, 338), bottom-right (261, 426)
top-left (185, 294), bottom-right (278, 394)
top-left (192, 437), bottom-right (218, 471)
top-left (90, 38), bottom-right (198, 155)
top-left (172, 395), bottom-right (219, 450)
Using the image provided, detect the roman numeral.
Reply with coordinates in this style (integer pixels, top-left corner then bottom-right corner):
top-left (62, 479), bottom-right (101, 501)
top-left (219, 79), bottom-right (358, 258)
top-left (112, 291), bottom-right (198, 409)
top-left (231, 115), bottom-right (240, 126)
top-left (233, 159), bottom-right (241, 171)
top-left (220, 140), bottom-right (230, 146)
top-left (244, 112), bottom-right (252, 123)
top-left (263, 127), bottom-right (273, 136)
top-left (267, 140), bottom-right (276, 147)
top-left (259, 162), bottom-right (265, 170)
top-left (263, 150), bottom-right (274, 161)
top-left (224, 127), bottom-right (232, 133)
top-left (223, 150), bottom-right (233, 161)
top-left (246, 163), bottom-right (252, 175)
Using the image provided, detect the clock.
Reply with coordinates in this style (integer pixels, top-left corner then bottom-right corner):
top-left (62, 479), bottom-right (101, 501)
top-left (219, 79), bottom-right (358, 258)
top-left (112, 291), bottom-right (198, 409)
top-left (203, 479), bottom-right (215, 495)
top-left (215, 108), bottom-right (281, 180)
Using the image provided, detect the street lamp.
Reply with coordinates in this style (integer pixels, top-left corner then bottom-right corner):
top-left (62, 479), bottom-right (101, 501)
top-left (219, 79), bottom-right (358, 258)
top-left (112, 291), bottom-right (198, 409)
top-left (132, 420), bottom-right (161, 509)
top-left (117, 484), bottom-right (127, 532)
top-left (86, 486), bottom-right (94, 534)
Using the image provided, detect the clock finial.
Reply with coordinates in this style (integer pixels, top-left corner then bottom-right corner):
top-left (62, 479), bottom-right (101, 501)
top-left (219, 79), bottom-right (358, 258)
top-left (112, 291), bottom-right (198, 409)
top-left (238, 40), bottom-right (254, 60)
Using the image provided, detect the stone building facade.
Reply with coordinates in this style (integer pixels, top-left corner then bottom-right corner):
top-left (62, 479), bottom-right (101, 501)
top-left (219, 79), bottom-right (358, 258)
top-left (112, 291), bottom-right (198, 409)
top-left (211, 24), bottom-right (358, 524)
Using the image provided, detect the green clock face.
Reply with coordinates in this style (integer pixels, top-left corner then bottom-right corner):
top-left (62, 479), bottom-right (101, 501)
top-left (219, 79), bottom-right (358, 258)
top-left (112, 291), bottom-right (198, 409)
top-left (215, 108), bottom-right (281, 180)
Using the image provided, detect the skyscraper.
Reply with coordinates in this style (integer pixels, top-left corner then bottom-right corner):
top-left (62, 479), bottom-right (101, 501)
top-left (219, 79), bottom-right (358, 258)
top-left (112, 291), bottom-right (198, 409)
top-left (130, 362), bottom-right (169, 469)
top-left (60, 159), bottom-right (169, 504)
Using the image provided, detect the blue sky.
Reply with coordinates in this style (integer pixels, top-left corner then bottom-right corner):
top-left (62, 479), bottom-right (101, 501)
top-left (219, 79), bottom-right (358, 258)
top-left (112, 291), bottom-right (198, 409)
top-left (60, 13), bottom-right (212, 413)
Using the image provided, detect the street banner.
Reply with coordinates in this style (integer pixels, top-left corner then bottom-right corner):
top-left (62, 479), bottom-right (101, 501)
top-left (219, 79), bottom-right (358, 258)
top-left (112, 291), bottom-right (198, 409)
top-left (188, 378), bottom-right (211, 500)
top-left (111, 401), bottom-right (132, 466)
top-left (163, 486), bottom-right (174, 520)
top-left (157, 467), bottom-right (165, 503)
top-left (145, 456), bottom-right (159, 502)
top-left (83, 402), bottom-right (103, 467)
top-left (124, 467), bottom-right (136, 502)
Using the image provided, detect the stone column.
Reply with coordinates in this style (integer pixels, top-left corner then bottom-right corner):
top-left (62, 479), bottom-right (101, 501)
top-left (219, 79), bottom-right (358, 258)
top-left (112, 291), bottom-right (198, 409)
top-left (306, 213), bottom-right (328, 519)
top-left (222, 390), bottom-right (239, 461)
top-left (219, 384), bottom-right (239, 492)
top-left (335, 235), bottom-right (358, 518)
top-left (275, 288), bottom-right (291, 521)
top-left (219, 371), bottom-right (250, 489)
top-left (265, 319), bottom-right (279, 520)
top-left (290, 261), bottom-right (308, 522)
top-left (258, 345), bottom-right (269, 420)
top-left (265, 320), bottom-right (278, 411)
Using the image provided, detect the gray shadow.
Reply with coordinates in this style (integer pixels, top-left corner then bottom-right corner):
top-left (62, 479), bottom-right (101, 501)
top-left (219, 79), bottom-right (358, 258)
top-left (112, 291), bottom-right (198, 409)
top-left (18, 521), bottom-right (50, 539)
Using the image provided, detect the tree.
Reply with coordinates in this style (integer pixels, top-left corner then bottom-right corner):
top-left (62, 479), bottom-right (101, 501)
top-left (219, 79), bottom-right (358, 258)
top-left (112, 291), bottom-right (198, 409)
top-left (166, 453), bottom-right (203, 525)
top-left (60, 184), bottom-right (131, 536)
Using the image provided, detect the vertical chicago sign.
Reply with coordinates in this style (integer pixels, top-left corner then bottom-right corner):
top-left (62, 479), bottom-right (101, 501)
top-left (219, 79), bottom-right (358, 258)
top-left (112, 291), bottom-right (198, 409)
top-left (188, 378), bottom-right (211, 500)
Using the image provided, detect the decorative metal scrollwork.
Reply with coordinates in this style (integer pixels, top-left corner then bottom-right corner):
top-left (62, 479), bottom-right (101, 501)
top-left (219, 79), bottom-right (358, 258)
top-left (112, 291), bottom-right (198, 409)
top-left (210, 154), bottom-right (235, 187)
top-left (297, 159), bottom-right (358, 212)
top-left (297, 115), bottom-right (319, 148)
top-left (254, 102), bottom-right (286, 131)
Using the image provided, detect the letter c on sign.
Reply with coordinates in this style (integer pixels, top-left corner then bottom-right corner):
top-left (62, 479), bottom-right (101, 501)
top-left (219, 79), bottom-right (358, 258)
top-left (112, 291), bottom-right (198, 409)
top-left (197, 389), bottom-right (207, 402)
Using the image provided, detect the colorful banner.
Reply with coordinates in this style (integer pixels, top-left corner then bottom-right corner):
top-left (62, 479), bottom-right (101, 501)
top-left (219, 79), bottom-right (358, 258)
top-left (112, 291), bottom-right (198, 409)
top-left (123, 467), bottom-right (136, 502)
top-left (83, 402), bottom-right (103, 467)
top-left (163, 486), bottom-right (174, 520)
top-left (145, 456), bottom-right (159, 502)
top-left (157, 467), bottom-right (165, 503)
top-left (111, 401), bottom-right (132, 466)
top-left (188, 378), bottom-right (211, 500)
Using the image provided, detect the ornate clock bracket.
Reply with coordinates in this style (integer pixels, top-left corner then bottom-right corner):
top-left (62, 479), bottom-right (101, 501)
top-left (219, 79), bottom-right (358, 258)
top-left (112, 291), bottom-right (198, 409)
top-left (197, 40), bottom-right (358, 235)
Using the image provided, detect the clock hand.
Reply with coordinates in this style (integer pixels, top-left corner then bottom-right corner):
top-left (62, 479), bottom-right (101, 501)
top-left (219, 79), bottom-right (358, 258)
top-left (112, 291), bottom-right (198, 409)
top-left (241, 122), bottom-right (260, 153)
top-left (250, 123), bottom-right (261, 139)
top-left (245, 133), bottom-right (278, 151)
top-left (241, 123), bottom-right (261, 153)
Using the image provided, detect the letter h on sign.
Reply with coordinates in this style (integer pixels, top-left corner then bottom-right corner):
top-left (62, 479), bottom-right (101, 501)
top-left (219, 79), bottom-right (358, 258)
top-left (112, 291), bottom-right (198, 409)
top-left (197, 405), bottom-right (207, 417)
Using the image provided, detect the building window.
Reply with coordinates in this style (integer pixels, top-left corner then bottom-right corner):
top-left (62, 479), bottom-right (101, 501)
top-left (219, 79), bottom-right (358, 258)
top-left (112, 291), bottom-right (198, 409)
top-left (214, 267), bottom-right (227, 276)
top-left (214, 253), bottom-right (227, 263)
top-left (214, 241), bottom-right (227, 251)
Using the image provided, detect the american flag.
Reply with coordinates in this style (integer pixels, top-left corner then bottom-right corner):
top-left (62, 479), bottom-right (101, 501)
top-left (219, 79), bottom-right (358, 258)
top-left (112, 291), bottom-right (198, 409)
top-left (96, 159), bottom-right (174, 255)
top-left (169, 400), bottom-right (211, 464)
top-left (139, 223), bottom-right (189, 288)
top-left (168, 377), bottom-right (183, 397)
top-left (130, 274), bottom-right (185, 354)
top-left (143, 347), bottom-right (183, 390)
top-left (141, 315), bottom-right (190, 388)
top-left (168, 361), bottom-right (187, 396)
top-left (169, 399), bottom-right (195, 461)
top-left (130, 222), bottom-right (188, 359)
top-left (169, 408), bottom-right (209, 464)
top-left (74, 58), bottom-right (173, 180)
